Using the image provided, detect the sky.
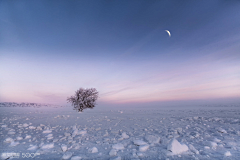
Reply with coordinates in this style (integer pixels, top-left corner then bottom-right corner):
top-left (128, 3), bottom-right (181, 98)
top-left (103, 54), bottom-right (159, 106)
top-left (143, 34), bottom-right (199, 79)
top-left (1, 0), bottom-right (240, 106)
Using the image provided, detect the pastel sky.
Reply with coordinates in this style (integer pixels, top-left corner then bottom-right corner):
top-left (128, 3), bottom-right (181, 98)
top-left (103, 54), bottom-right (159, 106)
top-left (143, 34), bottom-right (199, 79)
top-left (1, 1), bottom-right (240, 106)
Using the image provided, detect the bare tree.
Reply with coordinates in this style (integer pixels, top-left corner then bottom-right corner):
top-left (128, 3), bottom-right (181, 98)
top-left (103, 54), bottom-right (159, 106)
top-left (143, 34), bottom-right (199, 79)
top-left (67, 88), bottom-right (99, 112)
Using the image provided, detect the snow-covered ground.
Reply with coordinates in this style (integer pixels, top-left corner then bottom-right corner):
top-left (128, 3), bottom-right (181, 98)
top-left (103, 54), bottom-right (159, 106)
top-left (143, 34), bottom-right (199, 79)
top-left (0, 103), bottom-right (240, 160)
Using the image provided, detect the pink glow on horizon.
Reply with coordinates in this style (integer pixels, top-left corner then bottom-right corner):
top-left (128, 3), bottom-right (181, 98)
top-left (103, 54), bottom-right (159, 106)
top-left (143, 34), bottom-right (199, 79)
top-left (1, 47), bottom-right (239, 105)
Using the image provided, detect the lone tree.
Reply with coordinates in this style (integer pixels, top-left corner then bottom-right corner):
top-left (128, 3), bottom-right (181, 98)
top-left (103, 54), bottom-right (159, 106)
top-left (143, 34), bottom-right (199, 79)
top-left (67, 88), bottom-right (99, 112)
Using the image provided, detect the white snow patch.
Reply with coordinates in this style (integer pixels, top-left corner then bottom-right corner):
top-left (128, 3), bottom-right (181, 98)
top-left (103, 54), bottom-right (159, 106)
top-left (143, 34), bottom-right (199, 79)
top-left (27, 145), bottom-right (38, 150)
top-left (89, 147), bottom-right (98, 153)
top-left (78, 130), bottom-right (87, 136)
top-left (217, 128), bottom-right (227, 133)
top-left (139, 144), bottom-right (149, 152)
top-left (4, 138), bottom-right (14, 143)
top-left (204, 146), bottom-right (210, 149)
top-left (41, 143), bottom-right (54, 149)
top-left (25, 135), bottom-right (31, 139)
top-left (109, 149), bottom-right (117, 156)
top-left (111, 156), bottom-right (121, 160)
top-left (71, 156), bottom-right (82, 160)
top-left (121, 132), bottom-right (129, 139)
top-left (167, 139), bottom-right (189, 155)
top-left (213, 138), bottom-right (221, 143)
top-left (137, 152), bottom-right (144, 157)
top-left (46, 134), bottom-right (53, 137)
top-left (62, 152), bottom-right (73, 159)
top-left (39, 142), bottom-right (44, 147)
top-left (10, 141), bottom-right (19, 147)
top-left (42, 129), bottom-right (52, 133)
top-left (64, 133), bottom-right (71, 136)
top-left (29, 126), bottom-right (36, 129)
top-left (36, 126), bottom-right (42, 130)
top-left (112, 143), bottom-right (124, 150)
top-left (209, 142), bottom-right (218, 148)
top-left (133, 140), bottom-right (147, 146)
top-left (225, 151), bottom-right (231, 157)
top-left (61, 144), bottom-right (68, 152)
top-left (23, 123), bottom-right (29, 127)
top-left (189, 144), bottom-right (199, 154)
top-left (72, 129), bottom-right (78, 137)
top-left (16, 137), bottom-right (23, 141)
top-left (145, 135), bottom-right (160, 144)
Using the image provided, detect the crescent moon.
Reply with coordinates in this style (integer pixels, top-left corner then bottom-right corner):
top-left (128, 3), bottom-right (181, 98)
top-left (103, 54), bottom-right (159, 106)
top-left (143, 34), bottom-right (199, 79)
top-left (165, 30), bottom-right (171, 37)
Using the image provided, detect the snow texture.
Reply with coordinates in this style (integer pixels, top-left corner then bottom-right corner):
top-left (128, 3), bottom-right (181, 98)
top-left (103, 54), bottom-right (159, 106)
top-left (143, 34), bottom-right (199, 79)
top-left (62, 152), bottom-right (73, 159)
top-left (133, 140), bottom-right (148, 146)
top-left (1, 102), bottom-right (240, 159)
top-left (112, 143), bottom-right (124, 150)
top-left (139, 144), bottom-right (150, 152)
top-left (167, 139), bottom-right (189, 154)
top-left (88, 147), bottom-right (98, 153)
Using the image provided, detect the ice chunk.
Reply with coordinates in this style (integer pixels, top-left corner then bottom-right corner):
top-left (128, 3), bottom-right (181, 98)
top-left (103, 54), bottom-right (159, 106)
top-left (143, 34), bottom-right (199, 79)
top-left (36, 126), bottom-right (42, 130)
top-left (189, 144), bottom-right (199, 154)
top-left (139, 144), bottom-right (149, 152)
top-left (29, 126), bottom-right (36, 129)
top-left (43, 129), bottom-right (52, 133)
top-left (167, 139), bottom-right (188, 155)
top-left (46, 134), bottom-right (53, 137)
top-left (61, 144), bottom-right (68, 152)
top-left (89, 147), bottom-right (98, 153)
top-left (112, 143), bottom-right (124, 150)
top-left (64, 132), bottom-right (71, 136)
top-left (204, 146), bottom-right (210, 149)
top-left (145, 135), bottom-right (160, 144)
top-left (41, 143), bottom-right (54, 149)
top-left (8, 129), bottom-right (16, 134)
top-left (39, 142), bottom-right (44, 147)
top-left (10, 141), bottom-right (19, 147)
top-left (78, 130), bottom-right (87, 136)
top-left (74, 144), bottom-right (80, 149)
top-left (217, 128), bottom-right (227, 133)
top-left (109, 149), bottom-right (117, 156)
top-left (137, 152), bottom-right (144, 157)
top-left (133, 140), bottom-right (147, 146)
top-left (71, 156), bottom-right (82, 160)
top-left (16, 137), bottom-right (23, 141)
top-left (111, 156), bottom-right (121, 160)
top-left (23, 123), bottom-right (29, 127)
top-left (213, 138), bottom-right (221, 143)
top-left (72, 129), bottom-right (78, 137)
top-left (27, 145), bottom-right (38, 150)
top-left (4, 138), bottom-right (14, 143)
top-left (62, 152), bottom-right (72, 159)
top-left (121, 132), bottom-right (129, 139)
top-left (1, 125), bottom-right (7, 128)
top-left (209, 142), bottom-right (217, 148)
top-left (25, 135), bottom-right (31, 139)
top-left (225, 151), bottom-right (231, 156)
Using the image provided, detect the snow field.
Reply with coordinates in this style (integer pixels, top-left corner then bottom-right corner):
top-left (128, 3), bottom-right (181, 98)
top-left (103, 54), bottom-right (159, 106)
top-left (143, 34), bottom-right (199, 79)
top-left (0, 103), bottom-right (240, 159)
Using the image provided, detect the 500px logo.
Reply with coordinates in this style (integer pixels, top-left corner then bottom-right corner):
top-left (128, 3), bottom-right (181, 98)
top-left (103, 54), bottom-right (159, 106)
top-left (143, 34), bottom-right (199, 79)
top-left (22, 152), bottom-right (40, 158)
top-left (1, 152), bottom-right (40, 159)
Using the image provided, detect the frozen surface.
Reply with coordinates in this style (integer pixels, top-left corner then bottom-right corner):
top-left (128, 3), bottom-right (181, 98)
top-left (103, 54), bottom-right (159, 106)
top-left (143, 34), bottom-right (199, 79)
top-left (0, 103), bottom-right (240, 159)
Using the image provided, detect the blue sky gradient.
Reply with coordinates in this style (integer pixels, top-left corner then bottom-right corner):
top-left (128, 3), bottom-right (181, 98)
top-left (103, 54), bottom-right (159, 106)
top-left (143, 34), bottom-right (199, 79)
top-left (1, 0), bottom-right (240, 105)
